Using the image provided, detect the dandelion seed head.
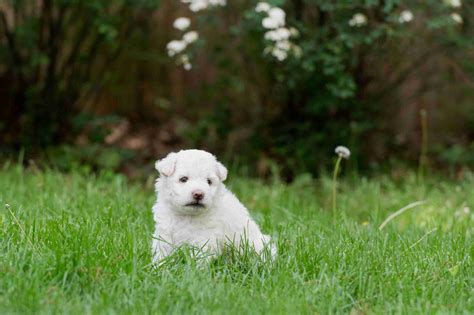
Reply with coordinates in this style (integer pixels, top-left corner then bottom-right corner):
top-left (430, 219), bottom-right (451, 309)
top-left (335, 146), bottom-right (351, 159)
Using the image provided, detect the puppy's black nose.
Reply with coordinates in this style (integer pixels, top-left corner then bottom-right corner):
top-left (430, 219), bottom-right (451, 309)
top-left (192, 190), bottom-right (204, 201)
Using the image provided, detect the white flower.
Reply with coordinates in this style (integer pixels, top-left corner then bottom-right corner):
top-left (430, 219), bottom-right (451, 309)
top-left (292, 45), bottom-right (302, 58)
top-left (255, 2), bottom-right (271, 13)
top-left (335, 146), bottom-right (351, 159)
top-left (178, 55), bottom-right (192, 71)
top-left (173, 17), bottom-right (191, 31)
top-left (276, 28), bottom-right (291, 40)
top-left (258, 6), bottom-right (297, 60)
top-left (349, 13), bottom-right (367, 27)
top-left (268, 7), bottom-right (286, 25)
top-left (209, 0), bottom-right (226, 6)
top-left (289, 27), bottom-right (300, 37)
top-left (271, 48), bottom-right (288, 61)
top-left (264, 30), bottom-right (279, 41)
top-left (262, 17), bottom-right (280, 29)
top-left (275, 40), bottom-right (291, 51)
top-left (179, 54), bottom-right (189, 63)
top-left (262, 7), bottom-right (286, 29)
top-left (264, 28), bottom-right (290, 41)
top-left (167, 40), bottom-right (187, 57)
top-left (399, 10), bottom-right (414, 23)
top-left (444, 0), bottom-right (462, 8)
top-left (183, 0), bottom-right (226, 11)
top-left (451, 13), bottom-right (463, 24)
top-left (183, 31), bottom-right (199, 43)
top-left (190, 0), bottom-right (208, 12)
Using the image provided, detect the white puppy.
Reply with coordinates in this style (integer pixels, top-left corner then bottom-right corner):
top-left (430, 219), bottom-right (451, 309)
top-left (151, 149), bottom-right (275, 262)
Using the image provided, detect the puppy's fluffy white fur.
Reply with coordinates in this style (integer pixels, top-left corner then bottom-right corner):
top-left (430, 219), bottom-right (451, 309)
top-left (151, 149), bottom-right (275, 262)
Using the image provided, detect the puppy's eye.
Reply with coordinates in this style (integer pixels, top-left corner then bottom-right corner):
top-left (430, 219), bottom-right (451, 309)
top-left (179, 176), bottom-right (188, 183)
top-left (207, 179), bottom-right (212, 185)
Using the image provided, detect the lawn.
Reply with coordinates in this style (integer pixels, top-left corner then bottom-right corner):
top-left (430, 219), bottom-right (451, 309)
top-left (0, 163), bottom-right (473, 314)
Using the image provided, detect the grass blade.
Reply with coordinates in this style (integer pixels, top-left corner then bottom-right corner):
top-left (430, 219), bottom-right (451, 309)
top-left (379, 200), bottom-right (427, 230)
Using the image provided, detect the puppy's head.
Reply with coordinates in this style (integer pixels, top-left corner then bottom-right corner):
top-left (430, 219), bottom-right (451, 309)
top-left (155, 149), bottom-right (227, 214)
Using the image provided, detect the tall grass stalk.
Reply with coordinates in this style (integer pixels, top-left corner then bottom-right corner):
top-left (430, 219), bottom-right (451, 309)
top-left (378, 200), bottom-right (426, 230)
top-left (418, 109), bottom-right (429, 180)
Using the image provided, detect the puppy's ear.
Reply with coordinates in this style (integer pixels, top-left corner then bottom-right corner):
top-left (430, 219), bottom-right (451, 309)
top-left (216, 161), bottom-right (228, 182)
top-left (155, 152), bottom-right (177, 177)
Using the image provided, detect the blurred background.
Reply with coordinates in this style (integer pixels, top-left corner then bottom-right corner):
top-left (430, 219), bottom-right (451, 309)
top-left (1, 0), bottom-right (473, 180)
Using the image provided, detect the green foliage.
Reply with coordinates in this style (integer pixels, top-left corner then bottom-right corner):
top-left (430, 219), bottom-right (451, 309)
top-left (1, 166), bottom-right (473, 313)
top-left (1, 0), bottom-right (473, 175)
top-left (438, 143), bottom-right (474, 173)
top-left (0, 0), bottom-right (160, 148)
top-left (46, 144), bottom-right (135, 171)
top-left (180, 0), bottom-right (473, 175)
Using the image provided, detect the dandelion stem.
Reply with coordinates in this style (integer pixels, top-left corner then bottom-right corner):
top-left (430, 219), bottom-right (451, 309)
top-left (332, 155), bottom-right (343, 216)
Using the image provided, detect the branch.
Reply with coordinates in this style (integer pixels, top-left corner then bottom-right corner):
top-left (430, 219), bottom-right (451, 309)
top-left (444, 56), bottom-right (474, 88)
top-left (57, 10), bottom-right (92, 80)
top-left (77, 9), bottom-right (143, 109)
top-left (41, 2), bottom-right (66, 86)
top-left (0, 10), bottom-right (23, 76)
top-left (64, 4), bottom-right (133, 109)
top-left (36, 0), bottom-right (48, 81)
top-left (372, 46), bottom-right (444, 101)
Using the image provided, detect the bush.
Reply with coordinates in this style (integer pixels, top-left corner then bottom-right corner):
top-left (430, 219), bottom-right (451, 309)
top-left (0, 0), bottom-right (160, 148)
top-left (165, 0), bottom-right (473, 176)
top-left (1, 1), bottom-right (473, 176)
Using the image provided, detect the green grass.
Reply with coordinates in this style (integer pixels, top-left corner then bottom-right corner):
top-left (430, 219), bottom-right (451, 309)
top-left (1, 163), bottom-right (473, 314)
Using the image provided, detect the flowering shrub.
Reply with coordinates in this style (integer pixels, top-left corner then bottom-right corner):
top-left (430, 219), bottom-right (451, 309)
top-left (183, 0), bottom-right (226, 12)
top-left (256, 3), bottom-right (300, 61)
top-left (167, 0), bottom-right (466, 70)
top-left (161, 0), bottom-right (471, 174)
top-left (168, 1), bottom-right (300, 69)
top-left (3, 0), bottom-right (469, 172)
top-left (167, 17), bottom-right (199, 69)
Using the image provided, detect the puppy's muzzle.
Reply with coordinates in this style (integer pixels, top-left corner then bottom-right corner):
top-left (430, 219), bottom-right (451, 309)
top-left (192, 190), bottom-right (204, 201)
